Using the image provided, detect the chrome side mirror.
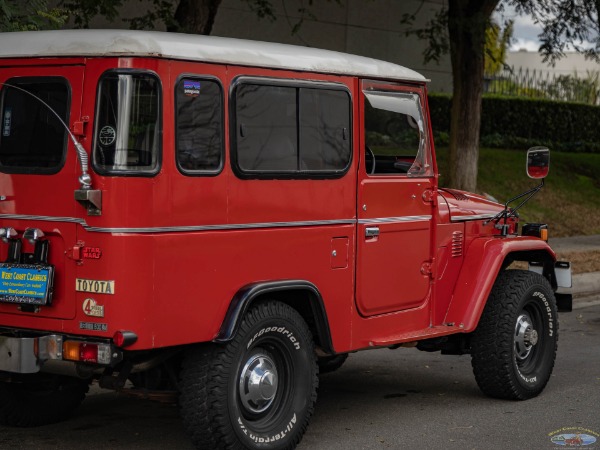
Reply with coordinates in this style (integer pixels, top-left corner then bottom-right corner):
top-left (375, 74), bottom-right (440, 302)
top-left (527, 147), bottom-right (550, 179)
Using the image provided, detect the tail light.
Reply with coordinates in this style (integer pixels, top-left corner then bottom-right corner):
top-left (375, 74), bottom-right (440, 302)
top-left (63, 340), bottom-right (114, 364)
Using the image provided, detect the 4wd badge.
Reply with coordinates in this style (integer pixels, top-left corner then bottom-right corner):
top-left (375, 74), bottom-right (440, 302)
top-left (82, 298), bottom-right (104, 317)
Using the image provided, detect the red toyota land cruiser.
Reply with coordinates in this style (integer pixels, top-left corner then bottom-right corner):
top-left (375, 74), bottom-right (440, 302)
top-left (0, 30), bottom-right (571, 450)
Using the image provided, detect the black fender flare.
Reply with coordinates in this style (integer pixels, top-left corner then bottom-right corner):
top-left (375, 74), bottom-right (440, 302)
top-left (213, 280), bottom-right (334, 353)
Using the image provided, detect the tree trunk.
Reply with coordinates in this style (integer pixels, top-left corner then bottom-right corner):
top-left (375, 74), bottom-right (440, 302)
top-left (447, 0), bottom-right (499, 191)
top-left (169, 0), bottom-right (223, 35)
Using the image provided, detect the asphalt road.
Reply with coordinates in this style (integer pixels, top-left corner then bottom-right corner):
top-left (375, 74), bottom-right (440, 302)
top-left (1, 301), bottom-right (598, 450)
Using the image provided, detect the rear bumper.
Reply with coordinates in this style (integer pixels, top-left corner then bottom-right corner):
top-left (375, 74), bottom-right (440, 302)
top-left (0, 334), bottom-right (62, 373)
top-left (0, 333), bottom-right (119, 374)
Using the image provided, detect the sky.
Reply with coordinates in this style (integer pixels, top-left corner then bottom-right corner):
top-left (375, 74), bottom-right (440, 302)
top-left (497, 5), bottom-right (598, 52)
top-left (495, 6), bottom-right (544, 52)
top-left (507, 13), bottom-right (544, 51)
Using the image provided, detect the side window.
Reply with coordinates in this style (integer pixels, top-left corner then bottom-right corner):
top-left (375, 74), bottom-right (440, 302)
top-left (235, 84), bottom-right (297, 172)
top-left (93, 71), bottom-right (161, 175)
top-left (363, 85), bottom-right (432, 177)
top-left (0, 77), bottom-right (69, 174)
top-left (176, 77), bottom-right (223, 174)
top-left (233, 80), bottom-right (351, 177)
top-left (300, 89), bottom-right (350, 171)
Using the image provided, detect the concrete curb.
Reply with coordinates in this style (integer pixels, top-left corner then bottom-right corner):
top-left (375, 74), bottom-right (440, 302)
top-left (572, 271), bottom-right (600, 298)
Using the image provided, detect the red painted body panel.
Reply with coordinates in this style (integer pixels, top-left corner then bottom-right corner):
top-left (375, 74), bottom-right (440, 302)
top-left (0, 53), bottom-right (555, 357)
top-left (439, 188), bottom-right (504, 220)
top-left (0, 58), bottom-right (360, 352)
top-left (356, 177), bottom-right (433, 316)
top-left (444, 237), bottom-right (555, 332)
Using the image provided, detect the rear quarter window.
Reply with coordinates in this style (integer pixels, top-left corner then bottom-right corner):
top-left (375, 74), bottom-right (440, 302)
top-left (175, 77), bottom-right (223, 174)
top-left (0, 77), bottom-right (69, 174)
top-left (93, 71), bottom-right (161, 175)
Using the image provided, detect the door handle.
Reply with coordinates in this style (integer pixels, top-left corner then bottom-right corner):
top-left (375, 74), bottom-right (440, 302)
top-left (365, 227), bottom-right (379, 238)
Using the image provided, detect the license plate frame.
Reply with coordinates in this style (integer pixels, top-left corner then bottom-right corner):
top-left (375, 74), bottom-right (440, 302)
top-left (0, 263), bottom-right (54, 306)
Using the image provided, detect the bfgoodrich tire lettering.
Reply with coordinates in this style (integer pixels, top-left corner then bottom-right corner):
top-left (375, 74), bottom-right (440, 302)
top-left (471, 269), bottom-right (558, 400)
top-left (179, 301), bottom-right (318, 450)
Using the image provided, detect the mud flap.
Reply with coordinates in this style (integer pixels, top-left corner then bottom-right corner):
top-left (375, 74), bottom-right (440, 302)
top-left (529, 261), bottom-right (572, 312)
top-left (555, 293), bottom-right (573, 312)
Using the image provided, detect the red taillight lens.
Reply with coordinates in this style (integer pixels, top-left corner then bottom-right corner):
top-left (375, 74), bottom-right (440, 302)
top-left (63, 340), bottom-right (112, 364)
top-left (80, 343), bottom-right (98, 362)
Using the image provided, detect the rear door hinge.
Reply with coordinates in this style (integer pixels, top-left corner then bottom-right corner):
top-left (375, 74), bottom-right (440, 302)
top-left (68, 241), bottom-right (85, 263)
top-left (71, 116), bottom-right (89, 137)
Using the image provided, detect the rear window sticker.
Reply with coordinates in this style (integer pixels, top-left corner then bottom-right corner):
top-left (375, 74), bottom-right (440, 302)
top-left (99, 125), bottom-right (116, 146)
top-left (3, 108), bottom-right (11, 137)
top-left (183, 80), bottom-right (201, 97)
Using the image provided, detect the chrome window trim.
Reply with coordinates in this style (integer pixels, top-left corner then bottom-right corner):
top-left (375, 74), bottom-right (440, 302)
top-left (0, 214), bottom-right (431, 234)
top-left (450, 214), bottom-right (496, 222)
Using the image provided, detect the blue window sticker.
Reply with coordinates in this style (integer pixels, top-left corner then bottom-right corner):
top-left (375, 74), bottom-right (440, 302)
top-left (3, 108), bottom-right (12, 137)
top-left (183, 80), bottom-right (201, 97)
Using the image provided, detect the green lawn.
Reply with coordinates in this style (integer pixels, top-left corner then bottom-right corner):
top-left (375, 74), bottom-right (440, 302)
top-left (435, 147), bottom-right (600, 237)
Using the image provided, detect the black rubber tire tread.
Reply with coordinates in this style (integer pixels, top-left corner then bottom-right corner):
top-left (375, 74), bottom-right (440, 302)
top-left (471, 269), bottom-right (558, 400)
top-left (0, 376), bottom-right (89, 427)
top-left (318, 354), bottom-right (348, 374)
top-left (179, 301), bottom-right (318, 450)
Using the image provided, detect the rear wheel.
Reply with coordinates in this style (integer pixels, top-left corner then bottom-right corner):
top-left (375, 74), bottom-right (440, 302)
top-left (471, 270), bottom-right (558, 400)
top-left (0, 375), bottom-right (89, 427)
top-left (179, 301), bottom-right (318, 449)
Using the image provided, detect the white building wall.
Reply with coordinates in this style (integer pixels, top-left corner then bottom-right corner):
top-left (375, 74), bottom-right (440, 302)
top-left (506, 51), bottom-right (600, 77)
top-left (211, 0), bottom-right (452, 92)
top-left (61, 0), bottom-right (453, 92)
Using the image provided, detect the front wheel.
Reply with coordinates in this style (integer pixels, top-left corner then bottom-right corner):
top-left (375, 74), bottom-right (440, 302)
top-left (471, 270), bottom-right (558, 400)
top-left (179, 301), bottom-right (318, 450)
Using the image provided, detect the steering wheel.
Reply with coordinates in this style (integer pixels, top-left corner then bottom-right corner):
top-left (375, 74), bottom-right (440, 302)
top-left (365, 145), bottom-right (376, 175)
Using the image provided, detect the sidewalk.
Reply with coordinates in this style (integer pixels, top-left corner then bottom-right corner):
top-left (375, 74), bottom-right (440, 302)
top-left (549, 235), bottom-right (600, 306)
top-left (549, 235), bottom-right (600, 253)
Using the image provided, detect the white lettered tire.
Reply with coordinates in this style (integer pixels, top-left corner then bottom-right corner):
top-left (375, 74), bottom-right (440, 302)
top-left (179, 301), bottom-right (318, 449)
top-left (471, 270), bottom-right (558, 400)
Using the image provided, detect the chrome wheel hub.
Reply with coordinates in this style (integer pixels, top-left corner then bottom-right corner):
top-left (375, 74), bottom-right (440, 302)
top-left (515, 313), bottom-right (538, 360)
top-left (239, 352), bottom-right (279, 414)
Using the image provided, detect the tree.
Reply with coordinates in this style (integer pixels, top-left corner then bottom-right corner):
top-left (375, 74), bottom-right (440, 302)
top-left (405, 0), bottom-right (600, 191)
top-left (485, 20), bottom-right (513, 76)
top-left (447, 1), bottom-right (500, 192)
top-left (0, 0), bottom-right (68, 31)
top-left (60, 0), bottom-right (335, 36)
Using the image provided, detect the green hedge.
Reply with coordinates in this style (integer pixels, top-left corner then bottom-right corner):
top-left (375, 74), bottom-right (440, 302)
top-left (427, 93), bottom-right (600, 153)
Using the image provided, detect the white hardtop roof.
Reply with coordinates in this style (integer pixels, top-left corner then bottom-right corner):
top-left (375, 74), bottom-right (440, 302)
top-left (0, 29), bottom-right (427, 83)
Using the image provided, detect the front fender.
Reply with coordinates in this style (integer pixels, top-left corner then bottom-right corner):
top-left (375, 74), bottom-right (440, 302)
top-left (444, 237), bottom-right (556, 332)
